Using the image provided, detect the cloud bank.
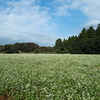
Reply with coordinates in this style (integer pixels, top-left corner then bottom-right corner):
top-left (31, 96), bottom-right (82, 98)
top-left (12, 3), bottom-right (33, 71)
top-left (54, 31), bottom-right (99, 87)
top-left (0, 0), bottom-right (58, 46)
top-left (0, 0), bottom-right (100, 46)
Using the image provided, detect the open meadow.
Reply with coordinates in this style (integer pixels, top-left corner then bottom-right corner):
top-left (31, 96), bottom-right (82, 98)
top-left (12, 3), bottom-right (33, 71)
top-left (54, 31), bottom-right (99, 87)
top-left (0, 54), bottom-right (100, 100)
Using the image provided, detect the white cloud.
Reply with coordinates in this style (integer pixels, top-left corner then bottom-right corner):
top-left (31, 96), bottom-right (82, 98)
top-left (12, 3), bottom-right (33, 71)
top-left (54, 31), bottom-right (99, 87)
top-left (0, 0), bottom-right (58, 46)
top-left (7, 0), bottom-right (37, 7)
top-left (69, 0), bottom-right (100, 27)
top-left (53, 0), bottom-right (100, 27)
top-left (70, 1), bottom-right (83, 9)
top-left (54, 0), bottom-right (72, 4)
top-left (52, 0), bottom-right (72, 16)
top-left (54, 4), bottom-right (70, 16)
top-left (79, 0), bottom-right (100, 27)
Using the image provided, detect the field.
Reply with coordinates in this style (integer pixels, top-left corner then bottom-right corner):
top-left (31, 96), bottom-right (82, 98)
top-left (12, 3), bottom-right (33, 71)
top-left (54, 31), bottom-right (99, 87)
top-left (0, 54), bottom-right (100, 100)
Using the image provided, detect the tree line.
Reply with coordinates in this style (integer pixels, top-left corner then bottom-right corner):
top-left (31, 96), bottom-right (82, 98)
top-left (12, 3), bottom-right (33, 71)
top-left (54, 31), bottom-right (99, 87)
top-left (0, 24), bottom-right (100, 54)
top-left (54, 24), bottom-right (100, 54)
top-left (0, 42), bottom-right (53, 53)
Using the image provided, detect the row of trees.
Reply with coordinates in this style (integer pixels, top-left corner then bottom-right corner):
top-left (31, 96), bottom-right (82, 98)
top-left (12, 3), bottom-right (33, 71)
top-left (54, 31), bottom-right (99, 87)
top-left (54, 24), bottom-right (100, 54)
top-left (0, 42), bottom-right (53, 53)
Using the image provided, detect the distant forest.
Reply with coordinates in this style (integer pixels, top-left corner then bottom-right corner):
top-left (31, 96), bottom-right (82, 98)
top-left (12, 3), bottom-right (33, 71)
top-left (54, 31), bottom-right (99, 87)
top-left (0, 24), bottom-right (100, 54)
top-left (0, 43), bottom-right (53, 53)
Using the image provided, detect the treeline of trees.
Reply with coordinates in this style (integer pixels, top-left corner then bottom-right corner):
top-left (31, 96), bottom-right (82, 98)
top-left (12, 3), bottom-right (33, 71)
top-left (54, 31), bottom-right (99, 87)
top-left (0, 42), bottom-right (53, 53)
top-left (54, 24), bottom-right (100, 54)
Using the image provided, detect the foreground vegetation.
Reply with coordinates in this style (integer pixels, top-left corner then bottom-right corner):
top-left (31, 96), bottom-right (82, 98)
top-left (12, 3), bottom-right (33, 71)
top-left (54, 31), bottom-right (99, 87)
top-left (0, 54), bottom-right (100, 100)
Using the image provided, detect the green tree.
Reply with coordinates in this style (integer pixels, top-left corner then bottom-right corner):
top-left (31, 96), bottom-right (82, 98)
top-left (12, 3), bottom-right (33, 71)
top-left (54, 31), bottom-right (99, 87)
top-left (87, 26), bottom-right (95, 38)
top-left (71, 28), bottom-right (88, 54)
top-left (63, 36), bottom-right (77, 53)
top-left (96, 23), bottom-right (100, 37)
top-left (3, 44), bottom-right (12, 53)
top-left (94, 36), bottom-right (100, 54)
top-left (0, 44), bottom-right (3, 52)
top-left (54, 38), bottom-right (64, 53)
top-left (79, 28), bottom-right (87, 38)
top-left (94, 24), bottom-right (100, 54)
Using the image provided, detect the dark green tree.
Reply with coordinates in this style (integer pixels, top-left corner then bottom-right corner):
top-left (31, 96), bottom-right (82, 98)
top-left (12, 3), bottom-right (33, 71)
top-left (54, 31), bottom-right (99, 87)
top-left (63, 36), bottom-right (77, 53)
top-left (83, 26), bottom-right (96, 54)
top-left (3, 44), bottom-right (12, 53)
top-left (79, 28), bottom-right (87, 38)
top-left (94, 36), bottom-right (100, 53)
top-left (54, 38), bottom-right (64, 53)
top-left (0, 44), bottom-right (3, 52)
top-left (71, 28), bottom-right (88, 54)
top-left (96, 23), bottom-right (100, 37)
top-left (87, 26), bottom-right (95, 38)
top-left (94, 24), bottom-right (100, 53)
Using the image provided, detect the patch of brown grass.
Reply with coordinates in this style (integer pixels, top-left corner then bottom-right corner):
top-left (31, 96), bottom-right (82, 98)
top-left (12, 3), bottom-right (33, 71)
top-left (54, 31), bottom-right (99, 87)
top-left (0, 95), bottom-right (15, 100)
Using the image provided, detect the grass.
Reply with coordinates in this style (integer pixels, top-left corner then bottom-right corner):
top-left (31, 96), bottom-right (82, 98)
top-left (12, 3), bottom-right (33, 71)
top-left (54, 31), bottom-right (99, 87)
top-left (0, 54), bottom-right (100, 100)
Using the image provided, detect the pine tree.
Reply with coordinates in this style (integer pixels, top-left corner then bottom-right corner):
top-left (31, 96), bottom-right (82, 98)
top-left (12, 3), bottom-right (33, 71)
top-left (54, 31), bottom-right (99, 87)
top-left (79, 28), bottom-right (87, 38)
top-left (87, 26), bottom-right (95, 38)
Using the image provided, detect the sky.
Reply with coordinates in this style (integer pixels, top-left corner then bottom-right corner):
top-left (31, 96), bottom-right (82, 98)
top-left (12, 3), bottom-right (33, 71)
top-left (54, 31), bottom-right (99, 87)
top-left (0, 0), bottom-right (100, 46)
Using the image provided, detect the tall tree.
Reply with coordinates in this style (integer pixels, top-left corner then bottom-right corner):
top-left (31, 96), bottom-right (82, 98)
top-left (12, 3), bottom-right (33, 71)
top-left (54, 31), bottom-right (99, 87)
top-left (71, 28), bottom-right (88, 54)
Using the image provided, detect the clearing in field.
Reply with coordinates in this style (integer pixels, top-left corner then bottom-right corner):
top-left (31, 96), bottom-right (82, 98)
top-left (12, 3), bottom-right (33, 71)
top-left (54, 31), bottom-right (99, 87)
top-left (0, 54), bottom-right (100, 100)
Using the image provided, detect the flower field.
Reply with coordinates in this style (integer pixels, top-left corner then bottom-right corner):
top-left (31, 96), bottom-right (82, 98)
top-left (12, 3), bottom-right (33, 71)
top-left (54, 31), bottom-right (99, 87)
top-left (0, 54), bottom-right (100, 100)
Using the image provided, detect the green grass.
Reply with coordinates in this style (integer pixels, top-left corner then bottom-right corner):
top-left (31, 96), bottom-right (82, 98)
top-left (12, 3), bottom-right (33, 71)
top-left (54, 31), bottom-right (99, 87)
top-left (0, 54), bottom-right (100, 100)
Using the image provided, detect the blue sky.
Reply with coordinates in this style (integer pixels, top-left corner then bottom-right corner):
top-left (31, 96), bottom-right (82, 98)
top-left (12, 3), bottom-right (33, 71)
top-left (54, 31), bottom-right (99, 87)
top-left (0, 0), bottom-right (100, 46)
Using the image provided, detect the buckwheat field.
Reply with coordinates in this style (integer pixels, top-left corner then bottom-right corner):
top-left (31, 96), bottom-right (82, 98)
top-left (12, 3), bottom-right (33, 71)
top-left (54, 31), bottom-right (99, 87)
top-left (0, 54), bottom-right (100, 100)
